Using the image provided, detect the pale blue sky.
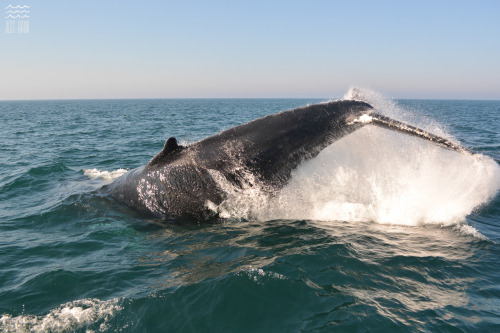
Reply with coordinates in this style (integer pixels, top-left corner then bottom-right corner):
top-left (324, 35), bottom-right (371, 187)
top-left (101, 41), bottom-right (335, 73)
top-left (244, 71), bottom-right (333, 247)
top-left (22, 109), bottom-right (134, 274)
top-left (1, 0), bottom-right (499, 100)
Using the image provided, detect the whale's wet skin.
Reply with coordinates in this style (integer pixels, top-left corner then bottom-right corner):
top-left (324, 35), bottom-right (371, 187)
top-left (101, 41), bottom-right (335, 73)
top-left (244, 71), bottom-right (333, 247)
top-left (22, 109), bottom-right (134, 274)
top-left (105, 98), bottom-right (480, 222)
top-left (1, 93), bottom-right (500, 332)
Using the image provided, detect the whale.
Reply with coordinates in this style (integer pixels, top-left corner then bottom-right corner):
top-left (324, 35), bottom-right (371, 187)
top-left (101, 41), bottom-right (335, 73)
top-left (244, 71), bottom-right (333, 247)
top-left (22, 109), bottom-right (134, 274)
top-left (104, 100), bottom-right (469, 221)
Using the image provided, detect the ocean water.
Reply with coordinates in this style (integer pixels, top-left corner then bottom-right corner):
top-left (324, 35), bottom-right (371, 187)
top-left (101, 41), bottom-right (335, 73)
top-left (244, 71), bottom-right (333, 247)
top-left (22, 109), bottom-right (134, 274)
top-left (1, 94), bottom-right (500, 332)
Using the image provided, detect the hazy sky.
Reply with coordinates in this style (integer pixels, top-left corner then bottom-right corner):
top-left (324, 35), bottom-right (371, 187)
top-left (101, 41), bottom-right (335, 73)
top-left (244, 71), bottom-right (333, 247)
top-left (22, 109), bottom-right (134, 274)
top-left (1, 0), bottom-right (499, 100)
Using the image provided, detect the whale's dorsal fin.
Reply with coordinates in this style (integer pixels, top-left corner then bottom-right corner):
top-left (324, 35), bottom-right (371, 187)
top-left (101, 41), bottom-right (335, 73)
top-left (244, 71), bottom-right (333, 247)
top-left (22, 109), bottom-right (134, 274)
top-left (148, 137), bottom-right (183, 166)
top-left (163, 137), bottom-right (179, 154)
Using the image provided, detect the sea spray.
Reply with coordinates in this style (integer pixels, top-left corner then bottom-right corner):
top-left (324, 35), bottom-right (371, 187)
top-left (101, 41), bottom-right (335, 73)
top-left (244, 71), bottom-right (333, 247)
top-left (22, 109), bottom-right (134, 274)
top-left (343, 87), bottom-right (454, 140)
top-left (259, 125), bottom-right (500, 225)
top-left (216, 89), bottom-right (500, 227)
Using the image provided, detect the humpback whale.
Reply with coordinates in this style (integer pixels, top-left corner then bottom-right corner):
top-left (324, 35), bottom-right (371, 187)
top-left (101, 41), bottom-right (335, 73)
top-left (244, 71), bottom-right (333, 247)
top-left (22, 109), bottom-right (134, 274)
top-left (104, 100), bottom-right (469, 221)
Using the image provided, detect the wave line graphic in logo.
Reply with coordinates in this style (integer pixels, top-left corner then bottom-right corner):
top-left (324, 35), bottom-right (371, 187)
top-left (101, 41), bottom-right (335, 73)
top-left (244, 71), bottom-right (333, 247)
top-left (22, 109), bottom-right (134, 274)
top-left (4, 4), bottom-right (30, 34)
top-left (5, 15), bottom-right (30, 19)
top-left (5, 5), bottom-right (29, 9)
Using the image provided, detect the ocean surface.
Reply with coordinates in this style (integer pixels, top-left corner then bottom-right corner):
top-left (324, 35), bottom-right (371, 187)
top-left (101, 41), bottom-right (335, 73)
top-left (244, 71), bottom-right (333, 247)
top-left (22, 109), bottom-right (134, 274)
top-left (1, 93), bottom-right (500, 332)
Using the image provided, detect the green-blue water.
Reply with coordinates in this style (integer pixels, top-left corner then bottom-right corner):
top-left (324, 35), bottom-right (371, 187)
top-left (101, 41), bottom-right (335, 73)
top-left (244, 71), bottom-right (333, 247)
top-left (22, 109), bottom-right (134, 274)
top-left (1, 97), bottom-right (500, 332)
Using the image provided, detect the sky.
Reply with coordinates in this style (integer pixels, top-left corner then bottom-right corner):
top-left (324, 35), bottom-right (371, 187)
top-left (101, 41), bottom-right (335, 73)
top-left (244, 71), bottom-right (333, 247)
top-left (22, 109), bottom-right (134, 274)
top-left (1, 0), bottom-right (499, 100)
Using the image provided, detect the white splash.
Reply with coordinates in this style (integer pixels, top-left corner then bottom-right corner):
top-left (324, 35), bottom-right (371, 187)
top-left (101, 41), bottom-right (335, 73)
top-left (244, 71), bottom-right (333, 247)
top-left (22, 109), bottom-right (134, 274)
top-left (207, 168), bottom-right (270, 219)
top-left (217, 88), bottom-right (500, 232)
top-left (0, 298), bottom-right (122, 333)
top-left (343, 86), bottom-right (453, 139)
top-left (83, 168), bottom-right (128, 180)
top-left (258, 125), bottom-right (500, 227)
top-left (454, 224), bottom-right (488, 240)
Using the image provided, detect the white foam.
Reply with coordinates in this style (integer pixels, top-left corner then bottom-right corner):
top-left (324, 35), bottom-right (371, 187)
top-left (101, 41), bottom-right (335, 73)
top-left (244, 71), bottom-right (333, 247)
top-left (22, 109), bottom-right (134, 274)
top-left (454, 224), bottom-right (488, 240)
top-left (0, 298), bottom-right (122, 333)
top-left (241, 267), bottom-right (286, 283)
top-left (83, 168), bottom-right (128, 180)
top-left (258, 125), bottom-right (500, 227)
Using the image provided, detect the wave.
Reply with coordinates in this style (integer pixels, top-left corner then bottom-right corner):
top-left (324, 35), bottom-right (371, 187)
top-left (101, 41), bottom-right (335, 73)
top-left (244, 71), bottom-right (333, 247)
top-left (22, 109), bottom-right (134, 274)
top-left (0, 298), bottom-right (122, 333)
top-left (1, 162), bottom-right (70, 195)
top-left (454, 224), bottom-right (488, 240)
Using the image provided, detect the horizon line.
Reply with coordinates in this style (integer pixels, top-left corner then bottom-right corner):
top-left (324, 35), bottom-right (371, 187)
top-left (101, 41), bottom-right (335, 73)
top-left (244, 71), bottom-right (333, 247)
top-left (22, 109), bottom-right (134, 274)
top-left (1, 96), bottom-right (500, 102)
